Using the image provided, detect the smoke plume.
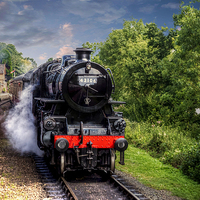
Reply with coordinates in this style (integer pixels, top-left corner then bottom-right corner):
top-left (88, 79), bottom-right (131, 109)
top-left (4, 85), bottom-right (43, 156)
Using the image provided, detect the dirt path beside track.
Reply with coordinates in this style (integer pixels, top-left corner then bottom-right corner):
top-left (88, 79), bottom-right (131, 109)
top-left (0, 102), bottom-right (47, 200)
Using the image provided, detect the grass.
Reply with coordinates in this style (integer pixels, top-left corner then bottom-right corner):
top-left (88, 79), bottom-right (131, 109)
top-left (124, 119), bottom-right (200, 172)
top-left (116, 145), bottom-right (200, 200)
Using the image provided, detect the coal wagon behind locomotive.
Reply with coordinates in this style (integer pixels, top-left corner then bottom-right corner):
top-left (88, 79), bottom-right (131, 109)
top-left (9, 48), bottom-right (128, 175)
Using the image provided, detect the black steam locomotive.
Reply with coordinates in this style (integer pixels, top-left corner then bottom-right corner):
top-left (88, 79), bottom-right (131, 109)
top-left (9, 48), bottom-right (128, 175)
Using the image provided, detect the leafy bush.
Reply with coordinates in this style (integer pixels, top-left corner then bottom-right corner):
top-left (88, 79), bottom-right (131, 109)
top-left (124, 119), bottom-right (195, 154)
top-left (180, 143), bottom-right (200, 183)
top-left (124, 119), bottom-right (200, 182)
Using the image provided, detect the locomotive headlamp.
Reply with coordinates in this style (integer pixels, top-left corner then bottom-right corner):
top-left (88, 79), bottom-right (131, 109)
top-left (55, 138), bottom-right (69, 152)
top-left (114, 138), bottom-right (128, 152)
top-left (44, 117), bottom-right (56, 130)
top-left (114, 119), bottom-right (126, 133)
top-left (86, 63), bottom-right (92, 70)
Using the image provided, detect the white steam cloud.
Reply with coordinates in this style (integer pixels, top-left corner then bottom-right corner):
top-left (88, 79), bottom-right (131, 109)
top-left (4, 85), bottom-right (43, 156)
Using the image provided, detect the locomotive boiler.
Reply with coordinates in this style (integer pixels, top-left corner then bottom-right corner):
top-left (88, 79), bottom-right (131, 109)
top-left (9, 48), bottom-right (128, 175)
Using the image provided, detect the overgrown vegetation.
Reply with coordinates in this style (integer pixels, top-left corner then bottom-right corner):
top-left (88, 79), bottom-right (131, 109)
top-left (124, 120), bottom-right (200, 183)
top-left (0, 42), bottom-right (37, 79)
top-left (83, 1), bottom-right (200, 184)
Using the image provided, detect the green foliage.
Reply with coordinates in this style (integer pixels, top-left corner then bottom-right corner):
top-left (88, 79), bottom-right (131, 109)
top-left (96, 19), bottom-right (175, 123)
top-left (47, 57), bottom-right (53, 62)
top-left (0, 48), bottom-right (13, 78)
top-left (155, 2), bottom-right (200, 135)
top-left (84, 2), bottom-right (200, 137)
top-left (21, 58), bottom-right (37, 73)
top-left (125, 119), bottom-right (195, 157)
top-left (82, 41), bottom-right (104, 65)
top-left (125, 119), bottom-right (200, 183)
top-left (0, 42), bottom-right (37, 77)
top-left (5, 43), bottom-right (24, 76)
top-left (180, 143), bottom-right (200, 183)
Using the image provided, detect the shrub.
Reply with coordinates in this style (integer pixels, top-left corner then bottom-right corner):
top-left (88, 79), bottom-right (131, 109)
top-left (124, 120), bottom-right (198, 173)
top-left (180, 143), bottom-right (200, 183)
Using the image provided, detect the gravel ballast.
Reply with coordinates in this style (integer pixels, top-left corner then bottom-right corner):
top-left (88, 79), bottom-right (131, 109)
top-left (0, 103), bottom-right (47, 200)
top-left (115, 170), bottom-right (182, 200)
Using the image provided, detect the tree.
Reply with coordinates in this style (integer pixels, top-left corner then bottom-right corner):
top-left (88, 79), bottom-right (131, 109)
top-left (96, 19), bottom-right (174, 121)
top-left (5, 44), bottom-right (24, 76)
top-left (83, 2), bottom-right (200, 137)
top-left (47, 57), bottom-right (53, 62)
top-left (83, 8), bottom-right (200, 137)
top-left (0, 42), bottom-right (37, 77)
top-left (21, 58), bottom-right (37, 73)
top-left (0, 48), bottom-right (13, 79)
top-left (157, 1), bottom-right (200, 136)
top-left (82, 41), bottom-right (103, 64)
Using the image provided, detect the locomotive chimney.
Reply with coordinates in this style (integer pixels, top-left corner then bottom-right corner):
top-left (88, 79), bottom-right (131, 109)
top-left (74, 48), bottom-right (93, 61)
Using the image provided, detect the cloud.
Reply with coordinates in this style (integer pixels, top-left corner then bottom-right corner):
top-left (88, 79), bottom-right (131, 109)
top-left (0, 0), bottom-right (126, 65)
top-left (96, 7), bottom-right (126, 24)
top-left (0, 1), bottom-right (77, 50)
top-left (23, 4), bottom-right (33, 10)
top-left (18, 5), bottom-right (34, 15)
top-left (0, 1), bottom-right (41, 31)
top-left (0, 2), bottom-right (6, 8)
top-left (139, 4), bottom-right (158, 14)
top-left (51, 23), bottom-right (76, 57)
top-left (60, 23), bottom-right (73, 39)
top-left (4, 0), bottom-right (29, 1)
top-left (0, 1), bottom-right (58, 47)
top-left (161, 3), bottom-right (180, 9)
top-left (61, 0), bottom-right (126, 24)
top-left (39, 53), bottom-right (47, 60)
top-left (55, 46), bottom-right (74, 58)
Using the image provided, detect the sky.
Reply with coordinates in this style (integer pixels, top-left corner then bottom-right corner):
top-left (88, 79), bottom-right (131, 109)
top-left (0, 0), bottom-right (199, 66)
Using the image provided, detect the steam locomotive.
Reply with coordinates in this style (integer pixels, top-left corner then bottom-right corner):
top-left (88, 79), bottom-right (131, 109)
top-left (9, 48), bottom-right (128, 175)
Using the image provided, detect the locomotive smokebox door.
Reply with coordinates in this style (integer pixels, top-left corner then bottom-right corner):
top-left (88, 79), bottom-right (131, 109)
top-left (80, 141), bottom-right (97, 169)
top-left (61, 48), bottom-right (113, 113)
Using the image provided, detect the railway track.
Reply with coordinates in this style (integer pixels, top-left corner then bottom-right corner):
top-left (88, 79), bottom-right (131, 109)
top-left (34, 155), bottom-right (76, 200)
top-left (110, 175), bottom-right (149, 200)
top-left (0, 98), bottom-right (11, 107)
top-left (33, 154), bottom-right (150, 200)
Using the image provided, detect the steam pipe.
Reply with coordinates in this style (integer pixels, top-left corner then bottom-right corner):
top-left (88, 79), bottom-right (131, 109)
top-left (119, 151), bottom-right (125, 165)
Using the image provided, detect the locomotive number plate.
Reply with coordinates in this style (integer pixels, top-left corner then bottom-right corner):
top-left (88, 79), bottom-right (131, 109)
top-left (68, 128), bottom-right (107, 135)
top-left (78, 76), bottom-right (97, 86)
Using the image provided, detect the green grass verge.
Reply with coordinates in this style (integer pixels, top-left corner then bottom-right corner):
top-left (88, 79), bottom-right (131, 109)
top-left (116, 145), bottom-right (200, 200)
top-left (124, 119), bottom-right (200, 182)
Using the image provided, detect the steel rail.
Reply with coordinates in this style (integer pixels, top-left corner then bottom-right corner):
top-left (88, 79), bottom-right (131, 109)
top-left (60, 177), bottom-right (79, 200)
top-left (110, 175), bottom-right (149, 200)
top-left (0, 100), bottom-right (11, 106)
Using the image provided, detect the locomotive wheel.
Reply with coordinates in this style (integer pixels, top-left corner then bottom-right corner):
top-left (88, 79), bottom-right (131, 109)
top-left (110, 149), bottom-right (115, 174)
top-left (60, 153), bottom-right (66, 175)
